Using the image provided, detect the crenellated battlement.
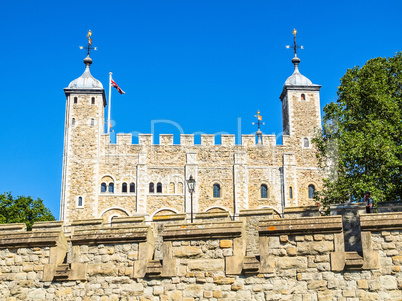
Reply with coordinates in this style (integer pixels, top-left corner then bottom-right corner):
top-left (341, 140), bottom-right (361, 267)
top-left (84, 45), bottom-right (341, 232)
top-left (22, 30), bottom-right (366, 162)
top-left (107, 133), bottom-right (281, 147)
top-left (1, 207), bottom-right (401, 299)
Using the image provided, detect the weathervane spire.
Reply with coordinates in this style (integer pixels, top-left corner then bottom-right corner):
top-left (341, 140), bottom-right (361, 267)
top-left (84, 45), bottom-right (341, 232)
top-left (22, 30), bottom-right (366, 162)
top-left (286, 28), bottom-right (304, 57)
top-left (79, 30), bottom-right (98, 57)
top-left (252, 110), bottom-right (265, 145)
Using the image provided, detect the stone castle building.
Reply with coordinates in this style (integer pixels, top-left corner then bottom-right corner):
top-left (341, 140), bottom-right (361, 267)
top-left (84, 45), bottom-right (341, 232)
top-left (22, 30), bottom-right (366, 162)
top-left (2, 40), bottom-right (402, 300)
top-left (60, 49), bottom-right (322, 224)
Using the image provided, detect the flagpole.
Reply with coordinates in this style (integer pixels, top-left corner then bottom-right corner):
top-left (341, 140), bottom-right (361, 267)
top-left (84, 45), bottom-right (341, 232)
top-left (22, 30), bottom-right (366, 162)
top-left (107, 72), bottom-right (112, 135)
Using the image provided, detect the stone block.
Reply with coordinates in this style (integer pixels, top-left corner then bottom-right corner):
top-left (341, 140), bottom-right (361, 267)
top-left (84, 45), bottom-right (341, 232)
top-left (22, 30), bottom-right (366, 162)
top-left (87, 262), bottom-right (117, 276)
top-left (392, 255), bottom-right (402, 264)
top-left (188, 259), bottom-right (224, 271)
top-left (182, 284), bottom-right (203, 298)
top-left (220, 240), bottom-right (232, 248)
top-left (276, 257), bottom-right (307, 269)
top-left (307, 280), bottom-right (327, 290)
top-left (70, 263), bottom-right (87, 280)
top-left (213, 276), bottom-right (235, 285)
top-left (43, 264), bottom-right (56, 282)
top-left (225, 256), bottom-right (243, 275)
top-left (358, 291), bottom-right (379, 300)
top-left (161, 259), bottom-right (176, 277)
top-left (260, 255), bottom-right (275, 273)
top-left (330, 251), bottom-right (345, 272)
top-left (231, 283), bottom-right (243, 291)
top-left (362, 250), bottom-right (379, 270)
top-left (173, 246), bottom-right (202, 258)
top-left (379, 275), bottom-right (397, 290)
top-left (297, 241), bottom-right (334, 255)
top-left (286, 247), bottom-right (297, 256)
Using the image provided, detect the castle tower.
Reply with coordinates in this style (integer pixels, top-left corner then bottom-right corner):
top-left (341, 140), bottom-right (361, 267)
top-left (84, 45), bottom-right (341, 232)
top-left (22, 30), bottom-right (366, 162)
top-left (279, 30), bottom-right (322, 208)
top-left (279, 56), bottom-right (322, 207)
top-left (279, 55), bottom-right (321, 143)
top-left (60, 53), bottom-right (106, 223)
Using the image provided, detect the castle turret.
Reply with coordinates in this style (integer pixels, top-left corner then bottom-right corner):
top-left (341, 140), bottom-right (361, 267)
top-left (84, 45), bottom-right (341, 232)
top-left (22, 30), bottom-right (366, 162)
top-left (279, 29), bottom-right (322, 208)
top-left (280, 55), bottom-right (321, 145)
top-left (60, 52), bottom-right (106, 223)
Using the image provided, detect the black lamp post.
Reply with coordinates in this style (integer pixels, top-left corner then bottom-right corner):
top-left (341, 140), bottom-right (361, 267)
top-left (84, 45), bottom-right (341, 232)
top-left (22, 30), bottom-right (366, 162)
top-left (187, 175), bottom-right (196, 223)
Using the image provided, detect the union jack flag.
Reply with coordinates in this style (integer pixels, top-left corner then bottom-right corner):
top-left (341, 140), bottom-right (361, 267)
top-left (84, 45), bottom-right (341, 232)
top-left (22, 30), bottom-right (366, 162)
top-left (111, 79), bottom-right (125, 94)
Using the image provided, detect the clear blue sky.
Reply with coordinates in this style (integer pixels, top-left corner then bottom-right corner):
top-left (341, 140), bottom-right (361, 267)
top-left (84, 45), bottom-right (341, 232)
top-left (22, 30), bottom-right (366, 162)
top-left (0, 0), bottom-right (401, 219)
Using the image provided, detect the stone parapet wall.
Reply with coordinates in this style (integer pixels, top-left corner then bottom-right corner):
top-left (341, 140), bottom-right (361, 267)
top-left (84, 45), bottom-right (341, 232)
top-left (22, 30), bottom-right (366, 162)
top-left (1, 211), bottom-right (401, 300)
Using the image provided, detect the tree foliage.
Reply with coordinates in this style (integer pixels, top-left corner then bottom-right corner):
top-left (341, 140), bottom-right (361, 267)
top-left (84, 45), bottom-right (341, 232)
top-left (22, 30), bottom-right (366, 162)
top-left (314, 52), bottom-right (402, 208)
top-left (0, 192), bottom-right (55, 230)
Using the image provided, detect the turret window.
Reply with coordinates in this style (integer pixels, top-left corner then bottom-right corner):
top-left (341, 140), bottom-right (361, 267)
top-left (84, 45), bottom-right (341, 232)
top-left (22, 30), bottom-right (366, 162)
top-left (122, 182), bottom-right (127, 193)
top-left (149, 182), bottom-right (154, 193)
top-left (289, 187), bottom-right (293, 199)
top-left (72, 118), bottom-right (76, 126)
top-left (101, 183), bottom-right (107, 193)
top-left (130, 182), bottom-right (135, 193)
top-left (261, 184), bottom-right (268, 199)
top-left (301, 93), bottom-right (306, 101)
top-left (108, 183), bottom-right (114, 193)
top-left (91, 97), bottom-right (95, 105)
top-left (213, 184), bottom-right (221, 198)
top-left (100, 176), bottom-right (115, 194)
top-left (157, 182), bottom-right (162, 193)
top-left (90, 118), bottom-right (95, 126)
top-left (74, 97), bottom-right (78, 104)
top-left (77, 196), bottom-right (83, 207)
top-left (303, 138), bottom-right (310, 148)
top-left (308, 185), bottom-right (315, 199)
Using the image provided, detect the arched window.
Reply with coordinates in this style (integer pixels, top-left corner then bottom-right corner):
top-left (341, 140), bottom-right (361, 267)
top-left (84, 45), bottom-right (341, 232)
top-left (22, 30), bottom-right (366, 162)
top-left (157, 182), bottom-right (162, 193)
top-left (90, 118), bottom-right (95, 126)
top-left (72, 118), bottom-right (76, 126)
top-left (91, 97), bottom-right (95, 105)
top-left (78, 196), bottom-right (83, 207)
top-left (122, 182), bottom-right (127, 193)
top-left (130, 182), bottom-right (135, 193)
top-left (149, 182), bottom-right (154, 193)
top-left (289, 187), bottom-right (293, 199)
top-left (261, 184), bottom-right (268, 199)
top-left (303, 138), bottom-right (310, 148)
top-left (213, 184), bottom-right (221, 198)
top-left (308, 185), bottom-right (315, 199)
top-left (74, 97), bottom-right (78, 104)
top-left (301, 93), bottom-right (306, 101)
top-left (108, 183), bottom-right (114, 193)
top-left (101, 183), bottom-right (107, 193)
top-left (169, 182), bottom-right (175, 194)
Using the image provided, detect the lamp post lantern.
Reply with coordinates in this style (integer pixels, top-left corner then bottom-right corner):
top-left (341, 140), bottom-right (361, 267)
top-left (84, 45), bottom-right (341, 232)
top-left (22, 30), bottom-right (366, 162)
top-left (187, 175), bottom-right (196, 223)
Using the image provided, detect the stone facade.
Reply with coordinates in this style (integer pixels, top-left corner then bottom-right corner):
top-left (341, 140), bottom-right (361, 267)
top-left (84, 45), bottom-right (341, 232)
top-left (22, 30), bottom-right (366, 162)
top-left (60, 56), bottom-right (323, 225)
top-left (0, 210), bottom-right (401, 300)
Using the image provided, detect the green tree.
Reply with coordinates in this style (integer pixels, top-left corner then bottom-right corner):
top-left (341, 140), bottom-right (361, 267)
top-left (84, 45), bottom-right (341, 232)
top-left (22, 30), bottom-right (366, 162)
top-left (0, 192), bottom-right (55, 230)
top-left (314, 52), bottom-right (402, 209)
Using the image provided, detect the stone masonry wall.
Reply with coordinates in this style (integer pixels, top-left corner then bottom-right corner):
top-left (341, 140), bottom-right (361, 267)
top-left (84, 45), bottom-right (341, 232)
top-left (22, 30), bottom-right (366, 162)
top-left (0, 211), bottom-right (401, 300)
